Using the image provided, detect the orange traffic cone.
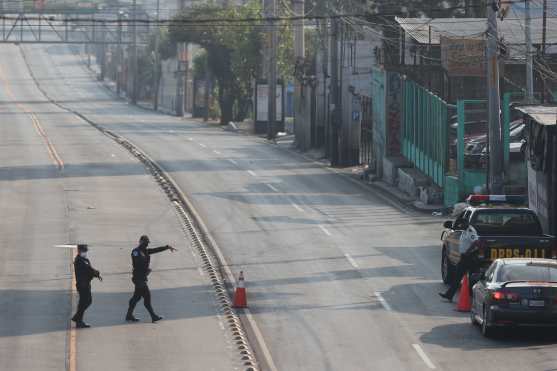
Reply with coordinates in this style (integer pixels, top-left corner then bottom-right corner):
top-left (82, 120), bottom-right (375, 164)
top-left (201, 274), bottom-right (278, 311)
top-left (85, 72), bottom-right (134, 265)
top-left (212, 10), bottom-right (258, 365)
top-left (456, 274), bottom-right (472, 312)
top-left (232, 271), bottom-right (247, 308)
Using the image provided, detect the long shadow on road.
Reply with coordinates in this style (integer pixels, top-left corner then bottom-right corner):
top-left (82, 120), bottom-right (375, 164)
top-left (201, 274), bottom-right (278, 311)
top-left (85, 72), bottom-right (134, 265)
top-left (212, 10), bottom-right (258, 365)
top-left (0, 284), bottom-right (220, 338)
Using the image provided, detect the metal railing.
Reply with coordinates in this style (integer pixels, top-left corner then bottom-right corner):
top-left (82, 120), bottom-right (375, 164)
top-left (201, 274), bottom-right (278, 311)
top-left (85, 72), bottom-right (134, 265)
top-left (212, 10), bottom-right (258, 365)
top-left (402, 79), bottom-right (449, 187)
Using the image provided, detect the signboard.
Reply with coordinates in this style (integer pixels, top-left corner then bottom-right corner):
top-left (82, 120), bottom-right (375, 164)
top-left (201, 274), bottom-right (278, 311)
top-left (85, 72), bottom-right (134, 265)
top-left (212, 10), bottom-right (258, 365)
top-left (255, 83), bottom-right (283, 123)
top-left (440, 36), bottom-right (486, 77)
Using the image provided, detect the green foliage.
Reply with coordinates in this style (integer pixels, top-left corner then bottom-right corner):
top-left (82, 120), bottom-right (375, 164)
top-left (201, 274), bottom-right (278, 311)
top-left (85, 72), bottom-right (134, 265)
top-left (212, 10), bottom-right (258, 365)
top-left (169, 1), bottom-right (265, 123)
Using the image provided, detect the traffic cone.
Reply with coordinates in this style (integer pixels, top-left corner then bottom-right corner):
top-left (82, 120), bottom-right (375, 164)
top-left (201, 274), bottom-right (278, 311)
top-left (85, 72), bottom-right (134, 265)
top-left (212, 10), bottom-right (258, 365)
top-left (232, 271), bottom-right (247, 308)
top-left (456, 274), bottom-right (472, 312)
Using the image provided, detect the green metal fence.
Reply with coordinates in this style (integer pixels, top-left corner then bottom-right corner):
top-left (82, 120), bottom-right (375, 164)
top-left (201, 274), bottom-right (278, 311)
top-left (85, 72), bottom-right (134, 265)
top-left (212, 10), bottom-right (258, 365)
top-left (402, 79), bottom-right (449, 187)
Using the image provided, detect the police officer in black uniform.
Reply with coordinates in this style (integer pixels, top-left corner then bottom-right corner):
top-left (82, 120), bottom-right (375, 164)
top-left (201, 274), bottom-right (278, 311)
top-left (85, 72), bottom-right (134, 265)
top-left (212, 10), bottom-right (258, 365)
top-left (438, 253), bottom-right (475, 302)
top-left (71, 244), bottom-right (102, 328)
top-left (125, 235), bottom-right (177, 322)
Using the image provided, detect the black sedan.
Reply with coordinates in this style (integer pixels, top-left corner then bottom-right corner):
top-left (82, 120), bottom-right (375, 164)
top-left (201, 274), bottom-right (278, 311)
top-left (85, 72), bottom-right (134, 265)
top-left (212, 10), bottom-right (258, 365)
top-left (471, 258), bottom-right (557, 337)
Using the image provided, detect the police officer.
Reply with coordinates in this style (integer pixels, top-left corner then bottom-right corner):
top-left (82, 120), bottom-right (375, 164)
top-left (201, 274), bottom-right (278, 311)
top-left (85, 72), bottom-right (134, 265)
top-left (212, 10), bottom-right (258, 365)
top-left (71, 244), bottom-right (102, 328)
top-left (439, 252), bottom-right (475, 302)
top-left (125, 235), bottom-right (177, 322)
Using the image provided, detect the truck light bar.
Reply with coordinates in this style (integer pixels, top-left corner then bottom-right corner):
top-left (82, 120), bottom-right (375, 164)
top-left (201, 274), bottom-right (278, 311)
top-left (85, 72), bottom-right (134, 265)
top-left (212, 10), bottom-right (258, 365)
top-left (466, 195), bottom-right (526, 206)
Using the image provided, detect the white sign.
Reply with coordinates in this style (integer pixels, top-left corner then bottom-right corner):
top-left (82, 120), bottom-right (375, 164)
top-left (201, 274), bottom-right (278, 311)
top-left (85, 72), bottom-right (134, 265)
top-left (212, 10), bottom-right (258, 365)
top-left (256, 83), bottom-right (282, 122)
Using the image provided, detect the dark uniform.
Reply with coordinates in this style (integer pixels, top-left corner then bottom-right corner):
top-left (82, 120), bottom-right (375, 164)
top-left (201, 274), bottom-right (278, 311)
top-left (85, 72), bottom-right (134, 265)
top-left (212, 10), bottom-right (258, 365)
top-left (126, 237), bottom-right (172, 322)
top-left (440, 252), bottom-right (476, 301)
top-left (71, 245), bottom-right (101, 327)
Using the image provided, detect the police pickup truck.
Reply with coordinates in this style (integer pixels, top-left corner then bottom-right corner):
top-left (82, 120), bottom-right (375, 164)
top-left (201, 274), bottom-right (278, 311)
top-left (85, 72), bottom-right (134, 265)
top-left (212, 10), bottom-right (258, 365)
top-left (441, 195), bottom-right (556, 284)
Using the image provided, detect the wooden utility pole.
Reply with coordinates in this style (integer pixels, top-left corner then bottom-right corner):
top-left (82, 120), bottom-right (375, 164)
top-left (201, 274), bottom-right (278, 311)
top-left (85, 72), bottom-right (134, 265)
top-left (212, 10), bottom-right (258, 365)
top-left (486, 0), bottom-right (504, 193)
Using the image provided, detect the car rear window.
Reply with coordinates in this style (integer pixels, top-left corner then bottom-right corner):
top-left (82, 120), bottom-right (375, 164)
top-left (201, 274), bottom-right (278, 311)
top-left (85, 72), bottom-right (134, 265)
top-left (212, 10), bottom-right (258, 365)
top-left (471, 210), bottom-right (542, 236)
top-left (498, 264), bottom-right (557, 282)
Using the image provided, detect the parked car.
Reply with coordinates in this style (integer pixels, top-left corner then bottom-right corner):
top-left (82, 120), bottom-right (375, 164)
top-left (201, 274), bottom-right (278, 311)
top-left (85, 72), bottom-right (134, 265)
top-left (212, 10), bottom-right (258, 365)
top-left (465, 120), bottom-right (525, 156)
top-left (471, 258), bottom-right (557, 337)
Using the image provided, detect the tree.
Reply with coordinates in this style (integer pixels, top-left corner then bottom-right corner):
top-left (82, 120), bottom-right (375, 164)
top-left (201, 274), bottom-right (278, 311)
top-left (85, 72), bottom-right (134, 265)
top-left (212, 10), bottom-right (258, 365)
top-left (169, 1), bottom-right (264, 124)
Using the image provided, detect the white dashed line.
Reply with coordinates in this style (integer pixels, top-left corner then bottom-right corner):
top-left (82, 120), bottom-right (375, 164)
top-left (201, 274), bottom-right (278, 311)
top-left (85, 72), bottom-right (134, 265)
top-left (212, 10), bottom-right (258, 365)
top-left (199, 143), bottom-right (207, 148)
top-left (291, 202), bottom-right (304, 213)
top-left (344, 253), bottom-right (359, 268)
top-left (318, 225), bottom-right (332, 236)
top-left (374, 291), bottom-right (392, 311)
top-left (412, 344), bottom-right (436, 369)
top-left (188, 137), bottom-right (194, 141)
top-left (247, 170), bottom-right (257, 177)
top-left (228, 159), bottom-right (238, 165)
top-left (266, 183), bottom-right (279, 192)
top-left (213, 150), bottom-right (221, 155)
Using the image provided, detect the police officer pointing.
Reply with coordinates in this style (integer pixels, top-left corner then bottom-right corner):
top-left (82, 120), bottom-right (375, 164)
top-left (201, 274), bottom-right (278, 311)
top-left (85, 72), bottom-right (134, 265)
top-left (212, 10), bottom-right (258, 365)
top-left (126, 235), bottom-right (177, 322)
top-left (71, 244), bottom-right (102, 328)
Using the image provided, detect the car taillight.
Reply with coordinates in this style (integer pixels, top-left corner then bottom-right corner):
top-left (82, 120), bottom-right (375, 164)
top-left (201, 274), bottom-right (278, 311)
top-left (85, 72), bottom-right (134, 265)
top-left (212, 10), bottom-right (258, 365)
top-left (492, 291), bottom-right (520, 302)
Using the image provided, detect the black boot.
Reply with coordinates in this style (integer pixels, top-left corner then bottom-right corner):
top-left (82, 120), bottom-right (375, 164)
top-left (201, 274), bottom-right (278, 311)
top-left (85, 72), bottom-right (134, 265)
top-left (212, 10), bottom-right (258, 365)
top-left (76, 321), bottom-right (91, 328)
top-left (438, 292), bottom-right (452, 302)
top-left (151, 314), bottom-right (164, 323)
top-left (126, 314), bottom-right (140, 322)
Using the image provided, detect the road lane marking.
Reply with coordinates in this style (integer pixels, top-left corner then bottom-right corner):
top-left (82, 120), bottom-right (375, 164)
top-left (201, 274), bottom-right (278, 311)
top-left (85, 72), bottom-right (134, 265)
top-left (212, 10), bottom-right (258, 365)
top-left (266, 183), bottom-right (279, 192)
top-left (344, 253), bottom-right (359, 268)
top-left (291, 202), bottom-right (304, 213)
top-left (0, 66), bottom-right (64, 170)
top-left (228, 159), bottom-right (238, 165)
top-left (30, 114), bottom-right (64, 170)
top-left (199, 143), bottom-right (207, 148)
top-left (247, 170), bottom-right (257, 177)
top-left (188, 137), bottom-right (193, 141)
top-left (374, 291), bottom-right (392, 311)
top-left (213, 150), bottom-right (221, 155)
top-left (412, 344), bottom-right (436, 369)
top-left (318, 225), bottom-right (332, 236)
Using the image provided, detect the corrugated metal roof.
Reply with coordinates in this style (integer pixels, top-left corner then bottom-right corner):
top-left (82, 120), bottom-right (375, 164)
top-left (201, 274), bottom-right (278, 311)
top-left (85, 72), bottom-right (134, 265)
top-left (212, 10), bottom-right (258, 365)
top-left (516, 105), bottom-right (557, 126)
top-left (396, 17), bottom-right (557, 45)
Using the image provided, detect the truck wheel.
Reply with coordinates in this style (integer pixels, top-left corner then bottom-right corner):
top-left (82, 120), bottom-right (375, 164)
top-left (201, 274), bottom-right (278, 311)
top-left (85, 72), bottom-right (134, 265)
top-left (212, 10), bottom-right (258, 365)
top-left (441, 248), bottom-right (455, 284)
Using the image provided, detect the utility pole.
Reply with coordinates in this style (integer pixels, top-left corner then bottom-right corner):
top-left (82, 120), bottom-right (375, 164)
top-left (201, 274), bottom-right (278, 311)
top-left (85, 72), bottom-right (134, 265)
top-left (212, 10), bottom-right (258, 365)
top-left (204, 53), bottom-right (210, 122)
top-left (267, 0), bottom-right (278, 140)
top-left (117, 12), bottom-right (122, 96)
top-left (486, 0), bottom-right (504, 193)
top-left (100, 21), bottom-right (106, 81)
top-left (176, 43), bottom-right (185, 116)
top-left (184, 43), bottom-right (189, 115)
top-left (131, 0), bottom-right (138, 104)
top-left (153, 0), bottom-right (160, 110)
top-left (541, 0), bottom-right (547, 103)
top-left (525, 0), bottom-right (534, 103)
top-left (293, 0), bottom-right (304, 146)
top-left (329, 17), bottom-right (340, 166)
